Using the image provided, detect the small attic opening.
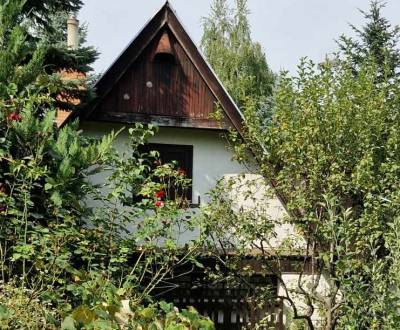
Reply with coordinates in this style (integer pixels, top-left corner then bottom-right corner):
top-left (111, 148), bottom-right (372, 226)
top-left (153, 30), bottom-right (176, 64)
top-left (154, 52), bottom-right (175, 63)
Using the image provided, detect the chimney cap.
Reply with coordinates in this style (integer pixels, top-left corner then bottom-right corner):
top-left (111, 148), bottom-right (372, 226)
top-left (67, 15), bottom-right (79, 24)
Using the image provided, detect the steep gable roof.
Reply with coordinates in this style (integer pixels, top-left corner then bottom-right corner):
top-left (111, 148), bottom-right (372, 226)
top-left (70, 1), bottom-right (245, 136)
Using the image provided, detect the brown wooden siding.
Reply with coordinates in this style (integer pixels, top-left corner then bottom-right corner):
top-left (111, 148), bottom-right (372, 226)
top-left (95, 28), bottom-right (225, 129)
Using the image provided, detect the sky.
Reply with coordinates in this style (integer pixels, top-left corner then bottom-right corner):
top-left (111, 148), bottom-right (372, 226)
top-left (79, 0), bottom-right (400, 75)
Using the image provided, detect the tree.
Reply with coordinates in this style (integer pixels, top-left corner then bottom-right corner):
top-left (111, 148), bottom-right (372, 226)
top-left (264, 58), bottom-right (400, 329)
top-left (23, 0), bottom-right (83, 30)
top-left (337, 0), bottom-right (400, 79)
top-left (35, 9), bottom-right (99, 111)
top-left (205, 56), bottom-right (400, 329)
top-left (202, 1), bottom-right (400, 328)
top-left (33, 9), bottom-right (99, 74)
top-left (0, 0), bottom-right (114, 284)
top-left (201, 0), bottom-right (275, 111)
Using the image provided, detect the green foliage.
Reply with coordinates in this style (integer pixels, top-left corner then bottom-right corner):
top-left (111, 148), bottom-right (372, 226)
top-left (265, 59), bottom-right (400, 222)
top-left (127, 302), bottom-right (214, 330)
top-left (33, 10), bottom-right (99, 74)
top-left (0, 0), bottom-right (95, 119)
top-left (211, 58), bottom-right (400, 328)
top-left (0, 283), bottom-right (214, 329)
top-left (337, 0), bottom-right (400, 79)
top-left (1, 120), bottom-right (209, 328)
top-left (23, 0), bottom-right (83, 30)
top-left (201, 0), bottom-right (275, 111)
top-left (0, 283), bottom-right (60, 329)
top-left (203, 3), bottom-right (400, 328)
top-left (0, 1), bottom-right (45, 97)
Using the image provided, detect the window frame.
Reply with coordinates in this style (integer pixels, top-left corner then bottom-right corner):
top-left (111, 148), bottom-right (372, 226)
top-left (142, 143), bottom-right (194, 203)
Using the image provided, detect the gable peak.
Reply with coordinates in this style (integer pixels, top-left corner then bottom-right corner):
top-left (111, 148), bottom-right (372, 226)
top-left (81, 0), bottom-right (244, 137)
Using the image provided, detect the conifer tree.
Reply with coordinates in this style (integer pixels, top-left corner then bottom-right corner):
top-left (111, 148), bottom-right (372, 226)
top-left (1, 0), bottom-right (97, 112)
top-left (0, 1), bottom-right (115, 305)
top-left (23, 0), bottom-right (83, 30)
top-left (0, 0), bottom-right (110, 230)
top-left (337, 0), bottom-right (400, 79)
top-left (34, 10), bottom-right (99, 74)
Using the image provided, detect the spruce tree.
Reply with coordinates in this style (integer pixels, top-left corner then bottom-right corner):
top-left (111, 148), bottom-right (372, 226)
top-left (34, 9), bottom-right (99, 111)
top-left (337, 0), bottom-right (400, 79)
top-left (1, 0), bottom-right (98, 112)
top-left (34, 10), bottom-right (98, 74)
top-left (23, 0), bottom-right (83, 30)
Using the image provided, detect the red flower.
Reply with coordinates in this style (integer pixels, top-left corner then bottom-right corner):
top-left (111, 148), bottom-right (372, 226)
top-left (155, 190), bottom-right (166, 199)
top-left (8, 112), bottom-right (22, 122)
top-left (155, 201), bottom-right (164, 207)
top-left (177, 167), bottom-right (186, 176)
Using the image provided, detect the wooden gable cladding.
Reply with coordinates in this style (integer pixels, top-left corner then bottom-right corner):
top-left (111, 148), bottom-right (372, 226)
top-left (81, 2), bottom-right (245, 133)
top-left (95, 27), bottom-right (223, 129)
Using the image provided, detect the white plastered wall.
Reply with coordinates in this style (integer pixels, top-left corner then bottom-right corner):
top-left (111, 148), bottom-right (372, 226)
top-left (79, 121), bottom-right (296, 240)
top-left (79, 121), bottom-right (324, 325)
top-left (79, 120), bottom-right (303, 247)
top-left (80, 121), bottom-right (252, 204)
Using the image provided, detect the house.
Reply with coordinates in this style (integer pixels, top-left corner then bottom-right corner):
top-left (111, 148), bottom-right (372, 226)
top-left (57, 2), bottom-right (310, 329)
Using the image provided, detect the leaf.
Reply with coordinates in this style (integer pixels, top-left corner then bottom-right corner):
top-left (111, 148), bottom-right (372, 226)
top-left (71, 305), bottom-right (95, 324)
top-left (116, 287), bottom-right (126, 296)
top-left (44, 182), bottom-right (53, 190)
top-left (159, 301), bottom-right (173, 313)
top-left (138, 307), bottom-right (156, 320)
top-left (50, 191), bottom-right (62, 207)
top-left (91, 319), bottom-right (114, 329)
top-left (60, 316), bottom-right (76, 330)
top-left (0, 305), bottom-right (10, 320)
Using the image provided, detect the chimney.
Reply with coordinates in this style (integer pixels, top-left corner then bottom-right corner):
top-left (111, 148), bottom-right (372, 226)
top-left (67, 15), bottom-right (79, 50)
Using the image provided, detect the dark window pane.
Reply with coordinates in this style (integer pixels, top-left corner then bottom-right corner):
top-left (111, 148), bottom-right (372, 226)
top-left (142, 143), bottom-right (193, 201)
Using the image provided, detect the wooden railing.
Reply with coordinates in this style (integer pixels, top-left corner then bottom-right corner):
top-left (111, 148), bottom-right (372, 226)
top-left (157, 275), bottom-right (284, 329)
top-left (172, 295), bottom-right (284, 329)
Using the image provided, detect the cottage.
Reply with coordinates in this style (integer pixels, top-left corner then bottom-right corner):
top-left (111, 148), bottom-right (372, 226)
top-left (58, 2), bottom-right (301, 329)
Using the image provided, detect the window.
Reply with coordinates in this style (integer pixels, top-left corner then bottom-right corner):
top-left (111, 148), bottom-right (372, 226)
top-left (142, 143), bottom-right (193, 202)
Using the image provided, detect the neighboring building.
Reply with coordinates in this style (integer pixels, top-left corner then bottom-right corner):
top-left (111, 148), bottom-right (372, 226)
top-left (58, 3), bottom-right (305, 329)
